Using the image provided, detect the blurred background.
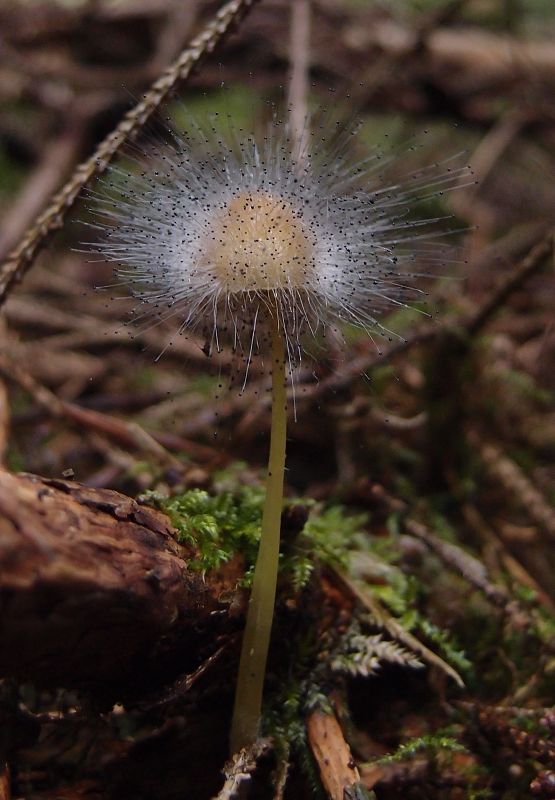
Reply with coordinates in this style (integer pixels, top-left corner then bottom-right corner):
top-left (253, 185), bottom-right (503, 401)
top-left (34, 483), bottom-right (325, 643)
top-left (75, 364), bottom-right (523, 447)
top-left (1, 1), bottom-right (555, 798)
top-left (0, 0), bottom-right (554, 487)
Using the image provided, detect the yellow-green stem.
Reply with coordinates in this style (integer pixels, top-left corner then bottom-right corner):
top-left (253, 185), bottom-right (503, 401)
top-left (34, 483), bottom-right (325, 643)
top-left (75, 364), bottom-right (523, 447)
top-left (230, 318), bottom-right (287, 754)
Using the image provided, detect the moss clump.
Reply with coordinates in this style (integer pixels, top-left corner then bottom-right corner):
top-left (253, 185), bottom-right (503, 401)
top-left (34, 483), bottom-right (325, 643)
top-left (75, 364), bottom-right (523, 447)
top-left (152, 486), bottom-right (265, 575)
top-left (371, 729), bottom-right (467, 765)
top-left (281, 505), bottom-right (368, 590)
top-left (146, 486), bottom-right (367, 586)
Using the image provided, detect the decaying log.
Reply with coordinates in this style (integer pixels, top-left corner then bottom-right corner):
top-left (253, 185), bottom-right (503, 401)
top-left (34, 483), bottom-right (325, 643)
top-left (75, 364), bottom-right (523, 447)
top-left (0, 470), bottom-right (238, 700)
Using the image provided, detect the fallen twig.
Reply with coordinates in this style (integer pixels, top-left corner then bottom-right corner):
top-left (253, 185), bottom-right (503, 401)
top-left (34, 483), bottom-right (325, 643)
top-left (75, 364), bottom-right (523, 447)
top-left (469, 433), bottom-right (555, 542)
top-left (213, 739), bottom-right (272, 800)
top-left (0, 123), bottom-right (86, 262)
top-left (287, 0), bottom-right (311, 152)
top-left (462, 504), bottom-right (555, 615)
top-left (307, 709), bottom-right (362, 800)
top-left (313, 231), bottom-right (553, 400)
top-left (329, 566), bottom-right (464, 688)
top-left (370, 485), bottom-right (530, 626)
top-left (0, 352), bottom-right (215, 468)
top-left (0, 0), bottom-right (260, 305)
top-left (0, 379), bottom-right (8, 465)
top-left (466, 234), bottom-right (554, 336)
top-left (0, 766), bottom-right (9, 800)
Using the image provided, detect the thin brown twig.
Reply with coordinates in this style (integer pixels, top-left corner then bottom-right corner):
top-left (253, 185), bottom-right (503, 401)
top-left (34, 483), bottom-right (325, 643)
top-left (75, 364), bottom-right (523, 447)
top-left (416, 0), bottom-right (470, 40)
top-left (407, 517), bottom-right (513, 610)
top-left (138, 645), bottom-right (227, 711)
top-left (271, 749), bottom-right (290, 800)
top-left (302, 329), bottom-right (437, 402)
top-left (150, 0), bottom-right (199, 74)
top-left (469, 433), bottom-right (555, 542)
top-left (173, 228), bottom-right (553, 442)
top-left (4, 295), bottom-right (267, 377)
top-left (0, 0), bottom-right (260, 306)
top-left (0, 353), bottom-right (198, 472)
top-left (466, 233), bottom-right (554, 336)
top-left (287, 0), bottom-right (311, 154)
top-left (0, 380), bottom-right (9, 466)
top-left (370, 484), bottom-right (528, 624)
top-left (0, 765), bottom-right (9, 800)
top-left (450, 110), bottom-right (526, 239)
top-left (462, 504), bottom-right (555, 615)
top-left (298, 229), bottom-right (553, 403)
top-left (329, 565), bottom-right (464, 688)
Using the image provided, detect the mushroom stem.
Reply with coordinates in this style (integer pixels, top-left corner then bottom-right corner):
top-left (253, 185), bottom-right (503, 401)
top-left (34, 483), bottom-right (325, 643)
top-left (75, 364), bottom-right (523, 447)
top-left (230, 316), bottom-right (287, 754)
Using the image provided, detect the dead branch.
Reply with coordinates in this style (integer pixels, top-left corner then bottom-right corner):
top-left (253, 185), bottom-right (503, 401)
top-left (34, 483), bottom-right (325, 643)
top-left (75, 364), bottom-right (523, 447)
top-left (466, 234), bottom-right (554, 336)
top-left (0, 352), bottom-right (216, 468)
top-left (0, 0), bottom-right (260, 306)
top-left (471, 434), bottom-right (555, 542)
top-left (0, 768), bottom-right (8, 800)
top-left (302, 230), bottom-right (553, 405)
top-left (345, 15), bottom-right (555, 93)
top-left (150, 1), bottom-right (199, 75)
top-left (328, 566), bottom-right (464, 688)
top-left (462, 504), bottom-right (555, 615)
top-left (3, 294), bottom-right (266, 378)
top-left (370, 485), bottom-right (530, 626)
top-left (0, 470), bottom-right (238, 697)
top-left (213, 739), bottom-right (272, 799)
top-left (306, 709), bottom-right (361, 800)
top-left (5, 1), bottom-right (555, 112)
top-left (287, 0), bottom-right (311, 152)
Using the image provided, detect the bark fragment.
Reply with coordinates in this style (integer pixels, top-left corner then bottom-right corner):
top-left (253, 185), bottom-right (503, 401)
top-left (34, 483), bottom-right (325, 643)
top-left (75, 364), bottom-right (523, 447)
top-left (0, 471), bottom-right (237, 699)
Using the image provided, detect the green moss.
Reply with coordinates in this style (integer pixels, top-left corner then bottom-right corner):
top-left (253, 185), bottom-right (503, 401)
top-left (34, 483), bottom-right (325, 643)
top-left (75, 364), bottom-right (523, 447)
top-left (257, 613), bottom-right (329, 795)
top-left (147, 486), bottom-right (367, 585)
top-left (408, 614), bottom-right (473, 676)
top-left (534, 606), bottom-right (555, 647)
top-left (151, 486), bottom-right (264, 574)
top-left (282, 505), bottom-right (368, 590)
top-left (364, 528), bottom-right (474, 677)
top-left (370, 728), bottom-right (467, 766)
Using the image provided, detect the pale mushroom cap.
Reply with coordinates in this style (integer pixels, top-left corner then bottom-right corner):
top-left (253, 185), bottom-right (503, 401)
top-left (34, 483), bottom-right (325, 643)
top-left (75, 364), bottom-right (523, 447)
top-left (203, 191), bottom-right (316, 293)
top-left (94, 111), bottom-right (469, 369)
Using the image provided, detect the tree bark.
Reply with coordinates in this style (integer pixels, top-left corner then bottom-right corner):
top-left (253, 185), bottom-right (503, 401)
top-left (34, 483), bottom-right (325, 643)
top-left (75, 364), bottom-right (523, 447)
top-left (0, 471), bottom-right (237, 702)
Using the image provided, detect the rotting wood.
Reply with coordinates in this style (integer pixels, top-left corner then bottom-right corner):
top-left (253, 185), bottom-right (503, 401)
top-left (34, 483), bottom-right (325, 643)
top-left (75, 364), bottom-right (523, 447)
top-left (306, 709), bottom-right (362, 800)
top-left (0, 470), bottom-right (239, 699)
top-left (211, 738), bottom-right (272, 800)
top-left (0, 766), bottom-right (9, 800)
